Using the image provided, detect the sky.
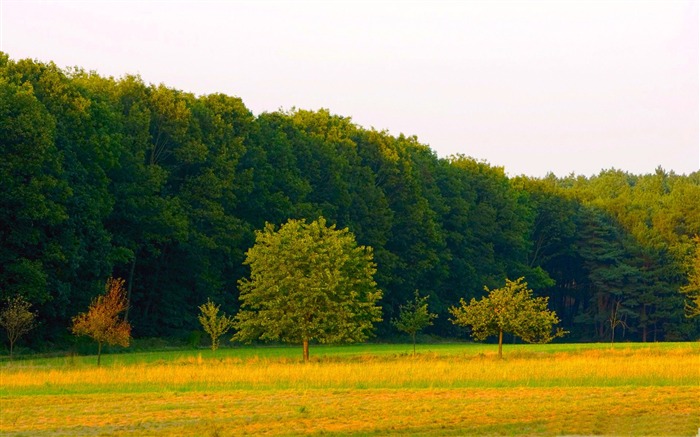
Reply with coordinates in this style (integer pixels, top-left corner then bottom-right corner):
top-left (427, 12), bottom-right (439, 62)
top-left (1, 0), bottom-right (698, 177)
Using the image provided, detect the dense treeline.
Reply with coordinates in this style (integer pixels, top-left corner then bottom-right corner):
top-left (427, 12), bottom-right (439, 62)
top-left (1, 54), bottom-right (698, 348)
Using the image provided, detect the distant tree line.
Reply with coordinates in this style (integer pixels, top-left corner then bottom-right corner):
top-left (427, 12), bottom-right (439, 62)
top-left (1, 53), bottom-right (698, 350)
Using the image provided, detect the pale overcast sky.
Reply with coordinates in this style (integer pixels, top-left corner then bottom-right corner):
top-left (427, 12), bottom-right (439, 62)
top-left (2, 0), bottom-right (698, 177)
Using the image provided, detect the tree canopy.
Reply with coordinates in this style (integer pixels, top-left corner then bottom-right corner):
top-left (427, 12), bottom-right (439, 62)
top-left (233, 217), bottom-right (383, 361)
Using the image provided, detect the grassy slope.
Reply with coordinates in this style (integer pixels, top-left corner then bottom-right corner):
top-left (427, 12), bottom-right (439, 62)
top-left (1, 342), bottom-right (699, 436)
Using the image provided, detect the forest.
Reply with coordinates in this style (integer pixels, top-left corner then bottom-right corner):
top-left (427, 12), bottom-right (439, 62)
top-left (1, 53), bottom-right (699, 349)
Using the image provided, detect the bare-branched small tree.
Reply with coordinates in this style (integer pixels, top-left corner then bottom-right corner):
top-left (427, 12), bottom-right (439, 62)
top-left (0, 296), bottom-right (36, 360)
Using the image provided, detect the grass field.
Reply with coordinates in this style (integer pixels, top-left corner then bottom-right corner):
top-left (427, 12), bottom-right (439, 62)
top-left (1, 342), bottom-right (698, 436)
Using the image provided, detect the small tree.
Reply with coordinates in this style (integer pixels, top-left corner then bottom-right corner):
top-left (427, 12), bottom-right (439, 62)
top-left (392, 290), bottom-right (437, 355)
top-left (233, 217), bottom-right (383, 362)
top-left (0, 296), bottom-right (36, 360)
top-left (198, 299), bottom-right (234, 352)
top-left (450, 277), bottom-right (566, 358)
top-left (72, 277), bottom-right (131, 365)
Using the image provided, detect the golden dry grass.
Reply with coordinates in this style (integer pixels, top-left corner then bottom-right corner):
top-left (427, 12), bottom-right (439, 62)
top-left (2, 387), bottom-right (698, 436)
top-left (1, 344), bottom-right (699, 436)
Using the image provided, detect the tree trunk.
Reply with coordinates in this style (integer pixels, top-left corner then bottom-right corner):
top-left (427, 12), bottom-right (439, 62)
top-left (124, 251), bottom-right (137, 322)
top-left (498, 329), bottom-right (503, 359)
top-left (97, 341), bottom-right (103, 366)
top-left (412, 332), bottom-right (416, 356)
top-left (610, 326), bottom-right (615, 345)
top-left (9, 339), bottom-right (14, 361)
top-left (303, 338), bottom-right (309, 362)
top-left (144, 246), bottom-right (167, 320)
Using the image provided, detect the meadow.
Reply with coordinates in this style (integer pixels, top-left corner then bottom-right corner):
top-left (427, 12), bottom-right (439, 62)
top-left (1, 342), bottom-right (698, 436)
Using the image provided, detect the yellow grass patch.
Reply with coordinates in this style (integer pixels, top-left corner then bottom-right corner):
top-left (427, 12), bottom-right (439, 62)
top-left (2, 347), bottom-right (697, 391)
top-left (2, 387), bottom-right (698, 436)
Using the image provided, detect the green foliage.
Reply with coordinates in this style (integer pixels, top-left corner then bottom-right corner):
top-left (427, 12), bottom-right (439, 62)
top-left (0, 75), bottom-right (67, 304)
top-left (680, 236), bottom-right (700, 318)
top-left (392, 290), bottom-right (437, 354)
top-left (233, 217), bottom-right (383, 361)
top-left (72, 278), bottom-right (131, 365)
top-left (1, 54), bottom-right (698, 345)
top-left (198, 299), bottom-right (234, 352)
top-left (450, 278), bottom-right (566, 358)
top-left (0, 295), bottom-right (37, 359)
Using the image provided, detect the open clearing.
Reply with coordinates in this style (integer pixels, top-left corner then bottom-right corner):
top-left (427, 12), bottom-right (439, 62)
top-left (1, 342), bottom-right (698, 436)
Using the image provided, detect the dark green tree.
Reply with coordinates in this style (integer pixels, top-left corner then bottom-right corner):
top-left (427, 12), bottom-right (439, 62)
top-left (0, 73), bottom-right (68, 304)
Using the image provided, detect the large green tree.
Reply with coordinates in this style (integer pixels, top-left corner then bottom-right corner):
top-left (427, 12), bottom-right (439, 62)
top-left (450, 278), bottom-right (565, 358)
top-left (233, 217), bottom-right (382, 361)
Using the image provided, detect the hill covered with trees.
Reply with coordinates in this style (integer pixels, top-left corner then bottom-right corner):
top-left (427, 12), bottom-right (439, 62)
top-left (2, 53), bottom-right (698, 348)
